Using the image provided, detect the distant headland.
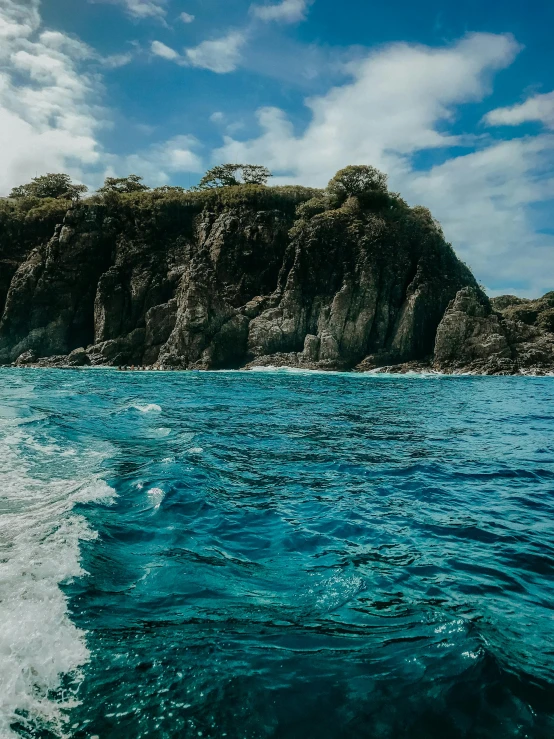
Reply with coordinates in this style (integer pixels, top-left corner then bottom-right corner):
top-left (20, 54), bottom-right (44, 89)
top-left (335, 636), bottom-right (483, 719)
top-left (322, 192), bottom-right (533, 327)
top-left (1, 165), bottom-right (553, 375)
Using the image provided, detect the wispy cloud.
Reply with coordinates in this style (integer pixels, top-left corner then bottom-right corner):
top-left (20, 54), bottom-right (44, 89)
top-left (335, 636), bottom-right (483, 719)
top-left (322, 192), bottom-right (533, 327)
top-left (250, 0), bottom-right (312, 24)
top-left (102, 51), bottom-right (134, 68)
top-left (89, 0), bottom-right (167, 20)
top-left (151, 40), bottom-right (179, 60)
top-left (216, 34), bottom-right (520, 179)
top-left (150, 31), bottom-right (247, 73)
top-left (184, 31), bottom-right (246, 73)
top-left (179, 11), bottom-right (195, 24)
top-left (484, 91), bottom-right (554, 130)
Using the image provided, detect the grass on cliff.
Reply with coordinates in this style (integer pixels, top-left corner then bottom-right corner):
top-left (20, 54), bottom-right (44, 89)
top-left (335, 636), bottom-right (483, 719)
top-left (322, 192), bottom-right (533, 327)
top-left (1, 184), bottom-right (320, 226)
top-left (0, 185), bottom-right (322, 253)
top-left (87, 183), bottom-right (322, 215)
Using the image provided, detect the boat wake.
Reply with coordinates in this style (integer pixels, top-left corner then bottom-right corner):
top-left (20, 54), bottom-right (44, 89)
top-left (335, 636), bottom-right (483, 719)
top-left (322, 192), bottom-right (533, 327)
top-left (0, 414), bottom-right (115, 737)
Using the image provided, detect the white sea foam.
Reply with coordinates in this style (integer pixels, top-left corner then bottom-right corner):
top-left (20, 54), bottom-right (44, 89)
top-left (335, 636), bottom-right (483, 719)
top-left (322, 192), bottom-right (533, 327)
top-left (0, 425), bottom-right (115, 738)
top-left (248, 365), bottom-right (342, 376)
top-left (131, 403), bottom-right (162, 413)
top-left (146, 487), bottom-right (165, 510)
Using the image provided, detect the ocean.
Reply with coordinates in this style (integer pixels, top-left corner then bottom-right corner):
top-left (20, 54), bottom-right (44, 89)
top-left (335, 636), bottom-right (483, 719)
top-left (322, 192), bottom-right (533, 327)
top-left (1, 368), bottom-right (553, 738)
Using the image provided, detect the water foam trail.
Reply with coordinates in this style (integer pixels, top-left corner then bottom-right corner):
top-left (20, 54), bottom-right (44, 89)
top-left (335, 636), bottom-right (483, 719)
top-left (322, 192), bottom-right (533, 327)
top-left (0, 423), bottom-right (115, 738)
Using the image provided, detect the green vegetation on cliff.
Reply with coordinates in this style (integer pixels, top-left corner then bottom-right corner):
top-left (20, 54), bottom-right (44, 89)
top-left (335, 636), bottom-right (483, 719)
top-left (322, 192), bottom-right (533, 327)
top-left (0, 163), bottom-right (486, 370)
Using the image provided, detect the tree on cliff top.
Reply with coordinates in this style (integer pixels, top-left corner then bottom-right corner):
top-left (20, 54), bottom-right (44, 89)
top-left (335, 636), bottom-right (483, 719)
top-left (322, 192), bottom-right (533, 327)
top-left (327, 165), bottom-right (388, 202)
top-left (9, 173), bottom-right (88, 201)
top-left (98, 174), bottom-right (150, 194)
top-left (198, 164), bottom-right (272, 189)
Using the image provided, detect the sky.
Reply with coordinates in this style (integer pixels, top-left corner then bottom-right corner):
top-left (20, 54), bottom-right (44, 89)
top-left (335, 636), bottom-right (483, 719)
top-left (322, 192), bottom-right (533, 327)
top-left (1, 0), bottom-right (554, 297)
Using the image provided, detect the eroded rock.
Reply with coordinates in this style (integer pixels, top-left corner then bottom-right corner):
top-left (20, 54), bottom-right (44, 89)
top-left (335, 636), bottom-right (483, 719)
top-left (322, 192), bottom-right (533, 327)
top-left (2, 188), bottom-right (550, 375)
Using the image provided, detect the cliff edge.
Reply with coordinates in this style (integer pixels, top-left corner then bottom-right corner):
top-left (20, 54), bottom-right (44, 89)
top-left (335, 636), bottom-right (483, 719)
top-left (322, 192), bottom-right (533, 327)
top-left (1, 168), bottom-right (552, 374)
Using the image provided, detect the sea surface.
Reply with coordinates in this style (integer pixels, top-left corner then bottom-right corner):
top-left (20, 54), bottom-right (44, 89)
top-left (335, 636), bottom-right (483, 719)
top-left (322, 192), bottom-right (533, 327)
top-left (1, 368), bottom-right (554, 738)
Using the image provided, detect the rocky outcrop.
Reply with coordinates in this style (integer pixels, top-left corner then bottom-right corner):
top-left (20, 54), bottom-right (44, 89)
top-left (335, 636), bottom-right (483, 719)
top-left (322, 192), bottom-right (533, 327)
top-left (433, 287), bottom-right (554, 374)
top-left (491, 292), bottom-right (554, 334)
top-left (1, 185), bottom-right (552, 374)
top-left (0, 206), bottom-right (116, 363)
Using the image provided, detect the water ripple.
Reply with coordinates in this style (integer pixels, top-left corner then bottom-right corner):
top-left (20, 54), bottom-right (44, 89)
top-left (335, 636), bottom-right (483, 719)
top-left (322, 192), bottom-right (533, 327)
top-left (1, 369), bottom-right (554, 737)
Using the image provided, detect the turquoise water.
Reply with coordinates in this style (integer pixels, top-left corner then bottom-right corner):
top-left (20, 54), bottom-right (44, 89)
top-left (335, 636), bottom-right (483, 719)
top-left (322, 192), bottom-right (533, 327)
top-left (1, 369), bottom-right (554, 738)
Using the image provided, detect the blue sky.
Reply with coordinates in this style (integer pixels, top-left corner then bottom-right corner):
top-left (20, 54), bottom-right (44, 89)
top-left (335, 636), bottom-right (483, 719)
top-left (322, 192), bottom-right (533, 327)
top-left (2, 0), bottom-right (554, 296)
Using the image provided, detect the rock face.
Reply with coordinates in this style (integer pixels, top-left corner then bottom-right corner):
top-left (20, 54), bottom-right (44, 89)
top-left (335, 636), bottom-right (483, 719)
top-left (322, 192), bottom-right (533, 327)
top-left (0, 186), bottom-right (552, 374)
top-left (433, 287), bottom-right (554, 374)
top-left (0, 207), bottom-right (114, 362)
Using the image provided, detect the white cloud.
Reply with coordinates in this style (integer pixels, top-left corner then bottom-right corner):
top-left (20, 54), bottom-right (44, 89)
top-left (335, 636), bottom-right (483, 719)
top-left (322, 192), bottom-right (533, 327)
top-left (210, 111), bottom-right (225, 123)
top-left (151, 40), bottom-right (179, 60)
top-left (107, 135), bottom-right (203, 185)
top-left (251, 0), bottom-right (311, 24)
top-left (184, 31), bottom-right (246, 73)
top-left (213, 32), bottom-right (554, 296)
top-left (179, 11), bottom-right (195, 23)
top-left (0, 0), bottom-right (40, 39)
top-left (0, 0), bottom-right (205, 198)
top-left (484, 91), bottom-right (554, 130)
top-left (402, 137), bottom-right (554, 297)
top-left (216, 33), bottom-right (519, 182)
top-left (0, 0), bottom-right (103, 194)
top-left (89, 0), bottom-right (167, 19)
top-left (102, 52), bottom-right (134, 68)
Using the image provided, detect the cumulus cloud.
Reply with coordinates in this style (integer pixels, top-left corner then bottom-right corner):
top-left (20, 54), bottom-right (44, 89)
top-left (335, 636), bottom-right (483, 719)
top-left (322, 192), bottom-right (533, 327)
top-left (484, 91), bottom-right (554, 130)
top-left (0, 0), bottom-right (202, 195)
top-left (214, 32), bottom-right (554, 295)
top-left (151, 40), bottom-right (180, 60)
top-left (0, 0), bottom-right (103, 193)
top-left (89, 0), bottom-right (167, 19)
top-left (184, 31), bottom-right (246, 73)
top-left (179, 11), bottom-right (195, 24)
top-left (216, 33), bottom-right (519, 181)
top-left (0, 0), bottom-right (40, 38)
top-left (251, 0), bottom-right (311, 24)
top-left (403, 137), bottom-right (554, 296)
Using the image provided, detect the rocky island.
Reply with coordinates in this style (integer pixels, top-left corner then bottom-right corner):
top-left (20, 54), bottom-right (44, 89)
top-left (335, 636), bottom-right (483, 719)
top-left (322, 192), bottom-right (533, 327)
top-left (1, 165), bottom-right (553, 375)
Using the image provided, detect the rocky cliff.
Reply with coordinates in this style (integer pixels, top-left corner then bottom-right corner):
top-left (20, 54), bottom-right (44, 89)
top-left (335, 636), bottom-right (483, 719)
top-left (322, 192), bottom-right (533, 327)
top-left (1, 181), bottom-right (553, 374)
top-left (432, 287), bottom-right (554, 374)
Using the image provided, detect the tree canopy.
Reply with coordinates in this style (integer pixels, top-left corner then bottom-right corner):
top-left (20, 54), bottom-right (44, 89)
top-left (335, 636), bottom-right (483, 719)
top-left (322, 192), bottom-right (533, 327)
top-left (198, 164), bottom-right (272, 189)
top-left (9, 173), bottom-right (88, 201)
top-left (98, 174), bottom-right (150, 194)
top-left (152, 185), bottom-right (186, 194)
top-left (327, 165), bottom-right (388, 202)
